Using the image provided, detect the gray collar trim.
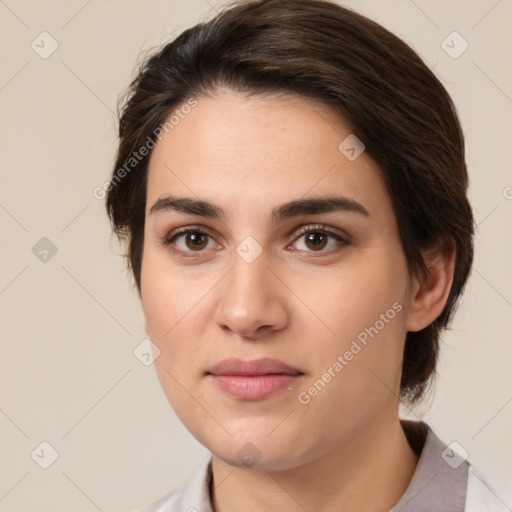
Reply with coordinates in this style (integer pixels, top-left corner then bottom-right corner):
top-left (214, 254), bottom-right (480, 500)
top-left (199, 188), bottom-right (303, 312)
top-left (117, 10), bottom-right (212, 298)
top-left (390, 420), bottom-right (469, 512)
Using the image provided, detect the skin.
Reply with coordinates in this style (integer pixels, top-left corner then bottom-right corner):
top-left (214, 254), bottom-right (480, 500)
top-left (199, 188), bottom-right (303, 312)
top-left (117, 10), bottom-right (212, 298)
top-left (140, 91), bottom-right (455, 512)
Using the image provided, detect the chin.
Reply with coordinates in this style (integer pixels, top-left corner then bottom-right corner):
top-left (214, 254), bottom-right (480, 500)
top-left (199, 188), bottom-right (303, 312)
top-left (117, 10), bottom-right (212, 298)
top-left (212, 446), bottom-right (302, 472)
top-left (201, 427), bottom-right (311, 472)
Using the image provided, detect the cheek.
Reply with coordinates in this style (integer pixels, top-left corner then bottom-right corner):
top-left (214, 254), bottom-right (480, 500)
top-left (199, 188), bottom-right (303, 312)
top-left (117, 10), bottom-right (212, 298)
top-left (141, 248), bottom-right (208, 338)
top-left (140, 255), bottom-right (197, 407)
top-left (294, 250), bottom-right (407, 342)
top-left (294, 252), bottom-right (408, 405)
top-left (140, 249), bottom-right (220, 395)
top-left (295, 316), bottom-right (406, 444)
top-left (141, 257), bottom-right (209, 427)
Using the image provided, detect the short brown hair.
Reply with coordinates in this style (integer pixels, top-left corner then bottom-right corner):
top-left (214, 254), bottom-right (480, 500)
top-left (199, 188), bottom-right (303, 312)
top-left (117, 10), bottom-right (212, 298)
top-left (106, 0), bottom-right (474, 405)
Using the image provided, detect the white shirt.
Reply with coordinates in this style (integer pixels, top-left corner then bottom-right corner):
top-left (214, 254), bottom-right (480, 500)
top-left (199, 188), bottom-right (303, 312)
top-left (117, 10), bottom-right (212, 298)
top-left (136, 420), bottom-right (508, 512)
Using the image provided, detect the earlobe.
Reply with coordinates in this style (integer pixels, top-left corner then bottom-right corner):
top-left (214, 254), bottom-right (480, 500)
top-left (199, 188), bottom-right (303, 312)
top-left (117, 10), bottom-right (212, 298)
top-left (405, 241), bottom-right (456, 333)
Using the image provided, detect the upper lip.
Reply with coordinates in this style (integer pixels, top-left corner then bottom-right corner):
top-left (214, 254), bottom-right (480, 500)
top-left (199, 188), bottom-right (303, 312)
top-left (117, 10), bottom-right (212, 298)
top-left (207, 358), bottom-right (303, 376)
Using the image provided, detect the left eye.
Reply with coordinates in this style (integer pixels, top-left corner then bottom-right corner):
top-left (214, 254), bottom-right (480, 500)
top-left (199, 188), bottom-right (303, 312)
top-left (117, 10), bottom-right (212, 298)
top-left (290, 226), bottom-right (349, 253)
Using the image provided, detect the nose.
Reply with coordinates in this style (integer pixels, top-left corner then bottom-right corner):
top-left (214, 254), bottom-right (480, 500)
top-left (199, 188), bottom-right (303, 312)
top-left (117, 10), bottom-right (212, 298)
top-left (213, 248), bottom-right (288, 340)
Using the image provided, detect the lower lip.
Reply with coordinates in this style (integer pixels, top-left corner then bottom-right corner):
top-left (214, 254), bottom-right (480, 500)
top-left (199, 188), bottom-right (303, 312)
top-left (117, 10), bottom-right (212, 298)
top-left (210, 374), bottom-right (301, 400)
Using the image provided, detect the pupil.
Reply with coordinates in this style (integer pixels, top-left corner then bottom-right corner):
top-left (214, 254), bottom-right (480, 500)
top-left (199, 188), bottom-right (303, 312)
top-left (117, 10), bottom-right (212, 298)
top-left (306, 232), bottom-right (327, 250)
top-left (188, 233), bottom-right (207, 249)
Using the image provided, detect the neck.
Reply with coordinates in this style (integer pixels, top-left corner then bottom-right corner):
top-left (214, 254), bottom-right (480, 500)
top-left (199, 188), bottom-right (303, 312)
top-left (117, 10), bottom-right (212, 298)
top-left (210, 414), bottom-right (418, 512)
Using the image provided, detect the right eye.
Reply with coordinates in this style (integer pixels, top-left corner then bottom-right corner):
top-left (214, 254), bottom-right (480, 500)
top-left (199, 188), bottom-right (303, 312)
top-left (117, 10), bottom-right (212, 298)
top-left (162, 226), bottom-right (220, 256)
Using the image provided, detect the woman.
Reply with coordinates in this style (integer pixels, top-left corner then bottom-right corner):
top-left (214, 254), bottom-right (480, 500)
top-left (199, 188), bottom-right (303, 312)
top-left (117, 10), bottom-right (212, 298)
top-left (105, 0), bottom-right (506, 510)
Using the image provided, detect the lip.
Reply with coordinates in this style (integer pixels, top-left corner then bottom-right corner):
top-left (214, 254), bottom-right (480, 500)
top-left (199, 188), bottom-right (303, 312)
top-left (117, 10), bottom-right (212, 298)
top-left (207, 358), bottom-right (304, 401)
top-left (208, 357), bottom-right (302, 376)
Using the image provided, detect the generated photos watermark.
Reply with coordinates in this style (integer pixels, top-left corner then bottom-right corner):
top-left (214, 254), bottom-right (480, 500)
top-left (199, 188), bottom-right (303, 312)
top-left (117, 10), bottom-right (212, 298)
top-left (297, 301), bottom-right (403, 405)
top-left (93, 97), bottom-right (198, 200)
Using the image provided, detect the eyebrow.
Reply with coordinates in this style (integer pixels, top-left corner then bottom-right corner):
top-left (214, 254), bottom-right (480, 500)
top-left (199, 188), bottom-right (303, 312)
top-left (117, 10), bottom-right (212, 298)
top-left (149, 194), bottom-right (370, 223)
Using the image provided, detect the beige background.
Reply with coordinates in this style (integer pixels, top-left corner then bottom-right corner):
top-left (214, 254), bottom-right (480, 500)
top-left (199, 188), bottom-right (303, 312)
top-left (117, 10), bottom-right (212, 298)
top-left (1, 0), bottom-right (511, 510)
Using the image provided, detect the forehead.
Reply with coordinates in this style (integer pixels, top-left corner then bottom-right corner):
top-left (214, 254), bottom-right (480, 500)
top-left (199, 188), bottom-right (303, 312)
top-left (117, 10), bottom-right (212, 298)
top-left (146, 91), bottom-right (391, 223)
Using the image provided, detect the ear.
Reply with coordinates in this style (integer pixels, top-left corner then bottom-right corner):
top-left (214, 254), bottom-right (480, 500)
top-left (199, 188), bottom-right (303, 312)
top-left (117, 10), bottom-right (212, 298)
top-left (405, 240), bottom-right (456, 333)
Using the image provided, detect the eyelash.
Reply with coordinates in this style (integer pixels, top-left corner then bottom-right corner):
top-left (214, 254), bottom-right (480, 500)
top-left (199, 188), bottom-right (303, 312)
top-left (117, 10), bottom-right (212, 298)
top-left (161, 224), bottom-right (350, 258)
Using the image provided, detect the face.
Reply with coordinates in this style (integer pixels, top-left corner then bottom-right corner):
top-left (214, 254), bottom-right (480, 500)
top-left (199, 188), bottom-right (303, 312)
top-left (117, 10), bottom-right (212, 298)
top-left (141, 91), bottom-right (416, 471)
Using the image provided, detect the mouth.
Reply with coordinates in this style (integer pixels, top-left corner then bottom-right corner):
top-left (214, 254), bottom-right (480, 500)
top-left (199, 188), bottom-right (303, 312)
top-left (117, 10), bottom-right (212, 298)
top-left (206, 358), bottom-right (305, 401)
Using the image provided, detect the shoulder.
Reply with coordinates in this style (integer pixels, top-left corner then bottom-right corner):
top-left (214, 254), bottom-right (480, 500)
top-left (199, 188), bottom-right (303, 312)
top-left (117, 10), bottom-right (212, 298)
top-left (131, 459), bottom-right (213, 512)
top-left (465, 466), bottom-right (510, 512)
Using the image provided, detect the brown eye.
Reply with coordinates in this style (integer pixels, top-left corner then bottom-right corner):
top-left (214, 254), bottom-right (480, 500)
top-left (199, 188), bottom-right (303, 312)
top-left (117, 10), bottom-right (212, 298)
top-left (164, 227), bottom-right (216, 254)
top-left (183, 232), bottom-right (209, 251)
top-left (291, 225), bottom-right (350, 255)
top-left (303, 231), bottom-right (328, 251)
